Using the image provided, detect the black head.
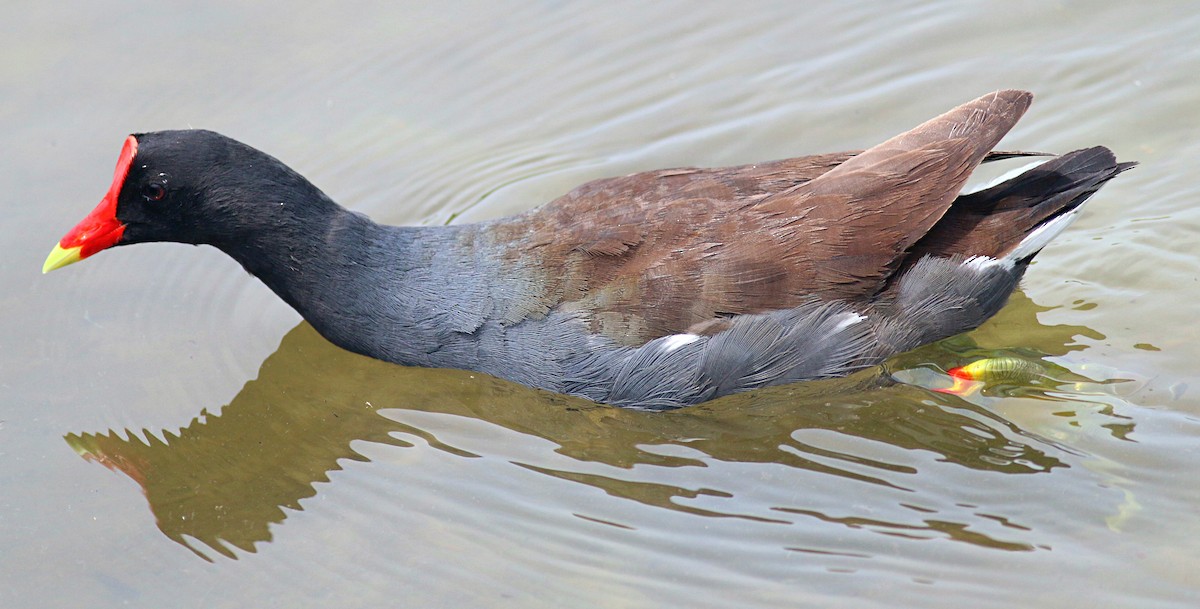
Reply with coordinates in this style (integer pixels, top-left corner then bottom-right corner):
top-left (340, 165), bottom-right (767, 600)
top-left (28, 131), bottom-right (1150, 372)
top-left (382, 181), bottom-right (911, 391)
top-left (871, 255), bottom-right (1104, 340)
top-left (45, 130), bottom-right (335, 272)
top-left (120, 130), bottom-right (336, 246)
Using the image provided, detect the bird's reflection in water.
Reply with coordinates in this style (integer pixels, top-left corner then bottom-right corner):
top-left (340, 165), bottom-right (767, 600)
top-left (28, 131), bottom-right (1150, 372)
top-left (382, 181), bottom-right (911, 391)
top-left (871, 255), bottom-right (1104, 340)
top-left (64, 291), bottom-right (1132, 560)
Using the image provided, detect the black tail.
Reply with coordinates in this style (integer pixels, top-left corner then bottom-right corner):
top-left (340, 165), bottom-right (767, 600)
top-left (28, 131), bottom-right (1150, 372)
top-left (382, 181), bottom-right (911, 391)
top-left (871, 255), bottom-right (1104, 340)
top-left (903, 146), bottom-right (1136, 263)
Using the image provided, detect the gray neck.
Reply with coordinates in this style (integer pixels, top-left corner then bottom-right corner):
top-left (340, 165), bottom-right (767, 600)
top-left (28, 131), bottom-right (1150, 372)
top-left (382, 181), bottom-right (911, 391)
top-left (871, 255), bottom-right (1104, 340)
top-left (217, 206), bottom-right (497, 370)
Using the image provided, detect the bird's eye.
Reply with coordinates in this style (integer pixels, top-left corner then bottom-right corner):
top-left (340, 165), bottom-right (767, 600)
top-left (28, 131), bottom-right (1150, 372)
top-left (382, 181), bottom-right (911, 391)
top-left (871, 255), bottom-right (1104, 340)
top-left (141, 180), bottom-right (167, 201)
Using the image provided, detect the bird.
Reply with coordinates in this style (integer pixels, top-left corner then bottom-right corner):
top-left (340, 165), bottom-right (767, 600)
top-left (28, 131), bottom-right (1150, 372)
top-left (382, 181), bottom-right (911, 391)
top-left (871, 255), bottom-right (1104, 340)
top-left (43, 90), bottom-right (1134, 410)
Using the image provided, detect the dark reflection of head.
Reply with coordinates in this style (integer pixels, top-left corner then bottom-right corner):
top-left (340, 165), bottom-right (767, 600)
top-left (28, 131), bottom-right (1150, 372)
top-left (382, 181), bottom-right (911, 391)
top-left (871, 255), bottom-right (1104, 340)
top-left (64, 290), bottom-right (1113, 560)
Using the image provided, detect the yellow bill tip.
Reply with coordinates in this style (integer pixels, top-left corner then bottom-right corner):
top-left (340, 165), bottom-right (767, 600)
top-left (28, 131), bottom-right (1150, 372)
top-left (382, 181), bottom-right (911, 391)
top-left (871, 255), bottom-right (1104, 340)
top-left (43, 243), bottom-right (83, 274)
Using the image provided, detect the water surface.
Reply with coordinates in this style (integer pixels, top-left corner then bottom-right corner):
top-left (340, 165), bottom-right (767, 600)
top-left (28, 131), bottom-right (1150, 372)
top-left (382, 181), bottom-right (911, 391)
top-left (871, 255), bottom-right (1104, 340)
top-left (3, 2), bottom-right (1199, 607)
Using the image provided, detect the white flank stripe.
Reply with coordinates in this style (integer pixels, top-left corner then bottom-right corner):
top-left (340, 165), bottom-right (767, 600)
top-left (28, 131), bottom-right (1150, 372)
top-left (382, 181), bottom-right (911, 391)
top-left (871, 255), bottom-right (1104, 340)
top-left (658, 333), bottom-right (701, 352)
top-left (832, 312), bottom-right (866, 332)
top-left (962, 255), bottom-right (1012, 271)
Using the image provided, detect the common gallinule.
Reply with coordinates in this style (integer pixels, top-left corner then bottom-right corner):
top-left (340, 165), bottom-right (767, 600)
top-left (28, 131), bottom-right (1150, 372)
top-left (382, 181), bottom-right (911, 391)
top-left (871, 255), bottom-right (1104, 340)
top-left (44, 90), bottom-right (1133, 409)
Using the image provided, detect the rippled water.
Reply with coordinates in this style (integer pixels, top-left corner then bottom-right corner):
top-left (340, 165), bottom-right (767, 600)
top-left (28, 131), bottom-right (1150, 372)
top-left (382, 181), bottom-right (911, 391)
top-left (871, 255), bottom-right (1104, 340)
top-left (4, 2), bottom-right (1199, 607)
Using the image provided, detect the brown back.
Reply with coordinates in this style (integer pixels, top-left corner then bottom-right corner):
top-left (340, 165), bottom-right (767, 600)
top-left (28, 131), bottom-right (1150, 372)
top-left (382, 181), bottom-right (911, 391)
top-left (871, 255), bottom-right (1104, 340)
top-left (491, 90), bottom-right (1033, 345)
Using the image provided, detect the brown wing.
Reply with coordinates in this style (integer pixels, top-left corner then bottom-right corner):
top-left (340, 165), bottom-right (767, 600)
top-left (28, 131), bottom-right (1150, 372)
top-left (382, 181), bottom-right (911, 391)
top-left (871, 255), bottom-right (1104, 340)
top-left (492, 90), bottom-right (1033, 346)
